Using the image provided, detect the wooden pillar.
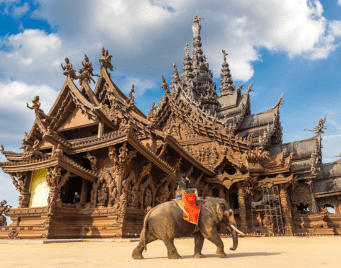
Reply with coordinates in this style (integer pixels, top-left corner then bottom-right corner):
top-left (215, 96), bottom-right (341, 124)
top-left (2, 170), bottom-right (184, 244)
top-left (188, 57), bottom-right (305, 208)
top-left (219, 187), bottom-right (225, 199)
top-left (307, 180), bottom-right (318, 214)
top-left (280, 185), bottom-right (295, 235)
top-left (237, 184), bottom-right (248, 233)
top-left (98, 122), bottom-right (104, 138)
top-left (80, 179), bottom-right (88, 204)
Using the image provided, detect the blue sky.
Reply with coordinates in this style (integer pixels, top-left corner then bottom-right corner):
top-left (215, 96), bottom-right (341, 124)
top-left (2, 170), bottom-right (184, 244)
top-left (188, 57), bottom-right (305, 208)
top-left (1, 0), bottom-right (341, 210)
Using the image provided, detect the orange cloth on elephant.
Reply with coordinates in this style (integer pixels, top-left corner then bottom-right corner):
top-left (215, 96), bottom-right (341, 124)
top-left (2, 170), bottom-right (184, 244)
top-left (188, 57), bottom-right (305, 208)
top-left (176, 189), bottom-right (201, 225)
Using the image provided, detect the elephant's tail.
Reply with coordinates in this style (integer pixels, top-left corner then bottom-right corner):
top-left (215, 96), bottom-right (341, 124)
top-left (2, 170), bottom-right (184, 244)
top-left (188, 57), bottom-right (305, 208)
top-left (141, 207), bottom-right (154, 251)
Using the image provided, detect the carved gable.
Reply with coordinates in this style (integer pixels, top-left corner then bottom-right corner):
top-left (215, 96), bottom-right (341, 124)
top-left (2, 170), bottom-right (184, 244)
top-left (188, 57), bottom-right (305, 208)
top-left (36, 139), bottom-right (53, 149)
top-left (58, 107), bottom-right (97, 131)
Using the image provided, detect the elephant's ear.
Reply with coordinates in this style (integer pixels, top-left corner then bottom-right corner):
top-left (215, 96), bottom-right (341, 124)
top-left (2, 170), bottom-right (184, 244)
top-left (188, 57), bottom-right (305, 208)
top-left (216, 204), bottom-right (224, 222)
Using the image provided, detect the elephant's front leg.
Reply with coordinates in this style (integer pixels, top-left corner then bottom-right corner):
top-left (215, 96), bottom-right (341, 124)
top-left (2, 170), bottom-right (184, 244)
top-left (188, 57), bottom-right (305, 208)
top-left (193, 233), bottom-right (205, 258)
top-left (202, 227), bottom-right (226, 258)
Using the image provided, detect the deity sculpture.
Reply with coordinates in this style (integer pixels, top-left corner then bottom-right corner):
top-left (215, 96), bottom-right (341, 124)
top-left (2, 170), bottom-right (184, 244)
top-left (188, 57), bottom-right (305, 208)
top-left (82, 55), bottom-right (98, 79)
top-left (83, 152), bottom-right (98, 173)
top-left (0, 200), bottom-right (11, 226)
top-left (61, 57), bottom-right (77, 79)
top-left (99, 47), bottom-right (114, 71)
top-left (145, 188), bottom-right (152, 208)
top-left (27, 96), bottom-right (55, 122)
top-left (98, 186), bottom-right (108, 205)
top-left (53, 144), bottom-right (63, 158)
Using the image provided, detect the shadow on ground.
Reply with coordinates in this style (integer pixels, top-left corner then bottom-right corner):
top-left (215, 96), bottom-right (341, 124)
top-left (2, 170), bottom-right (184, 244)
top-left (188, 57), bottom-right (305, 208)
top-left (143, 252), bottom-right (283, 259)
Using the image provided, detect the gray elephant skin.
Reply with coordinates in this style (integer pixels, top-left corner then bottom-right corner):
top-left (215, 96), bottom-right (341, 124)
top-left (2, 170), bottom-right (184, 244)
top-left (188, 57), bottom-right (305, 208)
top-left (132, 197), bottom-right (243, 259)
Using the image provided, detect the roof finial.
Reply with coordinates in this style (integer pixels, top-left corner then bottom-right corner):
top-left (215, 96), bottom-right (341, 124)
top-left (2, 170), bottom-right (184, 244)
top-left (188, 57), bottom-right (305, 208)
top-left (192, 15), bottom-right (203, 23)
top-left (192, 15), bottom-right (203, 39)
top-left (222, 49), bottom-right (228, 63)
top-left (304, 116), bottom-right (327, 134)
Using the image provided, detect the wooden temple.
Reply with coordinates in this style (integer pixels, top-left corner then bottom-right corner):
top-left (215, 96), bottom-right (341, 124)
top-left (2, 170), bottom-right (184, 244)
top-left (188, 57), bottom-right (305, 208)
top-left (0, 16), bottom-right (340, 239)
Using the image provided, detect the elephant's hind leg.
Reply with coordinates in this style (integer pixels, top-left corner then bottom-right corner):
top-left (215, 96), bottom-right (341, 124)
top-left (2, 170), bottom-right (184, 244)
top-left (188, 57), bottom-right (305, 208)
top-left (193, 233), bottom-right (205, 258)
top-left (162, 237), bottom-right (182, 259)
top-left (132, 232), bottom-right (158, 259)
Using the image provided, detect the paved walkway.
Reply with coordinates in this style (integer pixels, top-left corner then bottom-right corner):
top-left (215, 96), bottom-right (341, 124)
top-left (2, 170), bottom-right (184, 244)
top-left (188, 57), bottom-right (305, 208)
top-left (1, 237), bottom-right (340, 268)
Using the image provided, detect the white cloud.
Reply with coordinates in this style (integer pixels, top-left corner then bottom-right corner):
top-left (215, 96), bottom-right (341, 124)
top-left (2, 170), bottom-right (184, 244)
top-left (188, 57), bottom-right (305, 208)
top-left (0, 81), bottom-right (58, 147)
top-left (0, 29), bottom-right (66, 87)
top-left (0, 0), bottom-right (29, 17)
top-left (309, 20), bottom-right (341, 59)
top-left (12, 2), bottom-right (29, 16)
top-left (0, 0), bottom-right (336, 86)
top-left (338, 0), bottom-right (341, 7)
top-left (118, 76), bottom-right (156, 96)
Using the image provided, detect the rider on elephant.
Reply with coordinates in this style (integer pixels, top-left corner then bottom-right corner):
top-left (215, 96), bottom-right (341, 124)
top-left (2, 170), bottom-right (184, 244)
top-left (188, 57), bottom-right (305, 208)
top-left (176, 174), bottom-right (199, 202)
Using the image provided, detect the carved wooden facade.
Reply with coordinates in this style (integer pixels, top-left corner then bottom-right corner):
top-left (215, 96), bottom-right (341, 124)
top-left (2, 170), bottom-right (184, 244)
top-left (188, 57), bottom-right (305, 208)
top-left (1, 17), bottom-right (341, 239)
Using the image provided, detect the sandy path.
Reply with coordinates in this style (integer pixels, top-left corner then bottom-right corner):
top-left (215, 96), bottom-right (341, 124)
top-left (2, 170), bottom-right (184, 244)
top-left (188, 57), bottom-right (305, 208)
top-left (1, 237), bottom-right (341, 268)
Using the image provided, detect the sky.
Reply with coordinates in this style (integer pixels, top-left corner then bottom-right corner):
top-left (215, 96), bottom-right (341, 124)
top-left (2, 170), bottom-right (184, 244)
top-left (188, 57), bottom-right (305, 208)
top-left (0, 0), bottom-right (341, 211)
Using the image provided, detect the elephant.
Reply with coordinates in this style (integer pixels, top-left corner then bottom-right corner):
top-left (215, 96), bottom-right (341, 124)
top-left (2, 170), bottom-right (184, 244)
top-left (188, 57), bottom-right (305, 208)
top-left (132, 197), bottom-right (244, 259)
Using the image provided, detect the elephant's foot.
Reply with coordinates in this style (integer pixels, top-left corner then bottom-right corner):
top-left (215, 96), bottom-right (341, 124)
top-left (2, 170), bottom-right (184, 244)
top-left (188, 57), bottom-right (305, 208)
top-left (193, 253), bottom-right (205, 258)
top-left (132, 254), bottom-right (144, 260)
top-left (168, 253), bottom-right (182, 259)
top-left (215, 250), bottom-right (227, 258)
top-left (132, 248), bottom-right (144, 259)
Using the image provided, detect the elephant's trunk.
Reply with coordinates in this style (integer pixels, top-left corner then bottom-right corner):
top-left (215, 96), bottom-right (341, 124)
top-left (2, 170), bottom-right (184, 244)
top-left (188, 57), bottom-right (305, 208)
top-left (230, 228), bottom-right (238, 251)
top-left (224, 210), bottom-right (242, 251)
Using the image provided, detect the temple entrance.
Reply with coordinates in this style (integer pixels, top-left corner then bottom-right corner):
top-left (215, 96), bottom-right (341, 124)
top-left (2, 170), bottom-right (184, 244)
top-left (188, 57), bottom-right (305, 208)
top-left (61, 176), bottom-right (83, 204)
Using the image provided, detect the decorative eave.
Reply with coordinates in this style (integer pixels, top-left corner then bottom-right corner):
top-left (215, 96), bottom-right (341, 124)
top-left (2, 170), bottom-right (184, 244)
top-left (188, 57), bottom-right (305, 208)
top-left (258, 173), bottom-right (295, 188)
top-left (0, 155), bottom-right (97, 182)
top-left (213, 171), bottom-right (251, 189)
top-left (126, 133), bottom-right (175, 176)
top-left (0, 131), bottom-right (175, 181)
top-left (164, 135), bottom-right (215, 177)
top-left (0, 150), bottom-right (23, 162)
top-left (160, 95), bottom-right (252, 151)
top-left (47, 128), bottom-right (176, 176)
top-left (44, 130), bottom-right (127, 155)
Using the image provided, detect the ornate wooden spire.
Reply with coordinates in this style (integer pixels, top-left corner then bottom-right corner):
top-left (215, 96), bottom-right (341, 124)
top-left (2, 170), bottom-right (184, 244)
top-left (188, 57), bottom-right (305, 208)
top-left (171, 63), bottom-right (180, 86)
top-left (191, 15), bottom-right (204, 74)
top-left (183, 44), bottom-right (194, 81)
top-left (219, 49), bottom-right (235, 93)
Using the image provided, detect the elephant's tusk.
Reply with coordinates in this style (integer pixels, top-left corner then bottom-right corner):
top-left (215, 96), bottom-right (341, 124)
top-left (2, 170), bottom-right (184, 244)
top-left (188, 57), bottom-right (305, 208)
top-left (230, 225), bottom-right (244, 236)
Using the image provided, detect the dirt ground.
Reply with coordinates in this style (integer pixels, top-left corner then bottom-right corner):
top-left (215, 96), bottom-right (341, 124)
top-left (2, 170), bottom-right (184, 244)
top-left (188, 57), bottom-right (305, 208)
top-left (1, 236), bottom-right (341, 268)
